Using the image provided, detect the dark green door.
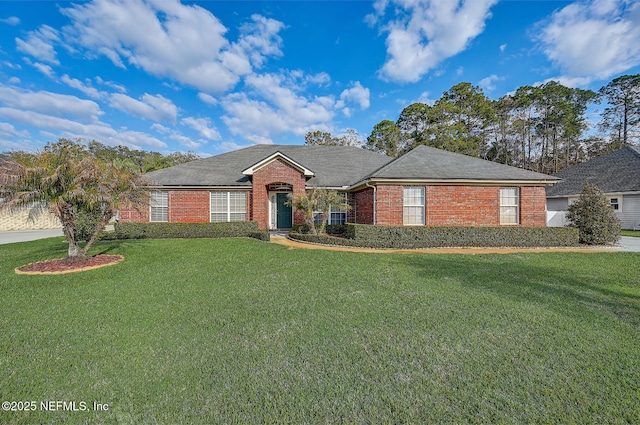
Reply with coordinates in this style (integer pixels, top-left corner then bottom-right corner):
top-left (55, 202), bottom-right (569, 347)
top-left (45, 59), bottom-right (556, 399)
top-left (276, 193), bottom-right (292, 229)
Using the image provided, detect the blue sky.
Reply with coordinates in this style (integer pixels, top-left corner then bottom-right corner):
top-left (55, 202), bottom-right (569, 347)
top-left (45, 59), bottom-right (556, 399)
top-left (1, 0), bottom-right (639, 156)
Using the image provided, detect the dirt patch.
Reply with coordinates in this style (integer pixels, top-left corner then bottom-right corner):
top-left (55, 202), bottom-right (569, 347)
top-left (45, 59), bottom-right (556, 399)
top-left (15, 255), bottom-right (125, 275)
top-left (271, 237), bottom-right (615, 254)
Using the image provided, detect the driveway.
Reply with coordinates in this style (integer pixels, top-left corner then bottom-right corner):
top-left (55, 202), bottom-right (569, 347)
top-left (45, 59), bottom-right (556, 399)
top-left (0, 229), bottom-right (63, 245)
top-left (619, 236), bottom-right (640, 252)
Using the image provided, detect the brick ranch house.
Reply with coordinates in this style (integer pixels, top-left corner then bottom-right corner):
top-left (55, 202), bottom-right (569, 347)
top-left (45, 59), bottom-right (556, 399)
top-left (119, 144), bottom-right (559, 230)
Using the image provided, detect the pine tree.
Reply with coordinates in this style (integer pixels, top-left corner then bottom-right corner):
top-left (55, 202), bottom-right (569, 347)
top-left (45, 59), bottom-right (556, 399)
top-left (566, 182), bottom-right (621, 245)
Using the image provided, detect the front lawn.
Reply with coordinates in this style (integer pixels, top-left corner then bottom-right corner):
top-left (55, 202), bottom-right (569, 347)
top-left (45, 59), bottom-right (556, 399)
top-left (1, 238), bottom-right (639, 423)
top-left (622, 230), bottom-right (640, 237)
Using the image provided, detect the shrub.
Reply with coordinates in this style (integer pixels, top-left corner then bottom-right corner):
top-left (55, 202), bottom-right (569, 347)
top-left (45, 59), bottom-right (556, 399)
top-left (110, 221), bottom-right (269, 241)
top-left (291, 224), bottom-right (579, 248)
top-left (566, 182), bottom-right (621, 245)
top-left (292, 223), bottom-right (346, 235)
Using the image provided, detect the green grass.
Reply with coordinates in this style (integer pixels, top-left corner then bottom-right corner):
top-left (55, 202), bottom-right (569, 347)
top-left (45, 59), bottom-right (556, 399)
top-left (1, 237), bottom-right (639, 424)
top-left (622, 230), bottom-right (640, 237)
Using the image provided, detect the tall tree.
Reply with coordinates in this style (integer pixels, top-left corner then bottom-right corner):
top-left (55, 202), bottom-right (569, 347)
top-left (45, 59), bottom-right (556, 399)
top-left (305, 131), bottom-right (337, 146)
top-left (431, 82), bottom-right (496, 158)
top-left (366, 120), bottom-right (402, 157)
top-left (598, 74), bottom-right (640, 147)
top-left (0, 139), bottom-right (149, 261)
top-left (396, 103), bottom-right (433, 153)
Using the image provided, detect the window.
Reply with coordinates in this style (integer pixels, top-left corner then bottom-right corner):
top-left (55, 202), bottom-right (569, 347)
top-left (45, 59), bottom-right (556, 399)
top-left (211, 191), bottom-right (247, 222)
top-left (150, 191), bottom-right (168, 222)
top-left (500, 187), bottom-right (519, 225)
top-left (609, 197), bottom-right (620, 211)
top-left (313, 193), bottom-right (348, 225)
top-left (404, 187), bottom-right (425, 225)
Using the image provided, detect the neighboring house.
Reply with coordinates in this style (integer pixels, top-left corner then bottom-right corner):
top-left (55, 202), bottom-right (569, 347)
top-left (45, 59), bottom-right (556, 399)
top-left (119, 144), bottom-right (559, 230)
top-left (546, 146), bottom-right (640, 230)
top-left (0, 156), bottom-right (62, 231)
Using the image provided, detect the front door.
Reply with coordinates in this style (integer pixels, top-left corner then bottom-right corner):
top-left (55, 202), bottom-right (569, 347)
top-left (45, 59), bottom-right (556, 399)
top-left (276, 193), bottom-right (292, 229)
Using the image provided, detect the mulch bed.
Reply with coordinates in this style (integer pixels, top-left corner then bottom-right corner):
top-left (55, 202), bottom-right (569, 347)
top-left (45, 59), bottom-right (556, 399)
top-left (15, 255), bottom-right (124, 275)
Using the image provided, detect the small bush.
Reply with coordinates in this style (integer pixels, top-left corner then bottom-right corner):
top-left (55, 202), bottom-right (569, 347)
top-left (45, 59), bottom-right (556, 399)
top-left (567, 182), bottom-right (621, 245)
top-left (291, 224), bottom-right (579, 248)
top-left (110, 221), bottom-right (269, 241)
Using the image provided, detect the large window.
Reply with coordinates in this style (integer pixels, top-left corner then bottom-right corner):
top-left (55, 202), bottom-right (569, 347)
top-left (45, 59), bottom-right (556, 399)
top-left (404, 187), bottom-right (425, 225)
top-left (150, 191), bottom-right (168, 222)
top-left (313, 193), bottom-right (348, 225)
top-left (211, 191), bottom-right (247, 222)
top-left (500, 187), bottom-right (519, 225)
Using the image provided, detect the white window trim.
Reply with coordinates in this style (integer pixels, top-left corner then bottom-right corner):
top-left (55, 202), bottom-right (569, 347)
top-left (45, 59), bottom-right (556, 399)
top-left (403, 186), bottom-right (425, 226)
top-left (500, 187), bottom-right (519, 225)
top-left (607, 195), bottom-right (622, 212)
top-left (150, 190), bottom-right (168, 222)
top-left (313, 193), bottom-right (348, 225)
top-left (210, 191), bottom-right (247, 222)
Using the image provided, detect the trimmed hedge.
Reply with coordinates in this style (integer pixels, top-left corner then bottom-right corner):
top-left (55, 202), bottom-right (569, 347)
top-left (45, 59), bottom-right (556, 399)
top-left (106, 221), bottom-right (270, 241)
top-left (290, 223), bottom-right (579, 249)
top-left (291, 224), bottom-right (346, 235)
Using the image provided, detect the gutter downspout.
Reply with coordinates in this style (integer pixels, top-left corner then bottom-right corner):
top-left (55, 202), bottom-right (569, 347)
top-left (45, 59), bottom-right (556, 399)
top-left (365, 181), bottom-right (377, 225)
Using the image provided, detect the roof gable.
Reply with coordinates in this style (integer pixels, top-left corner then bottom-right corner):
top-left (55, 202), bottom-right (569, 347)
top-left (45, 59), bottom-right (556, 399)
top-left (242, 151), bottom-right (315, 177)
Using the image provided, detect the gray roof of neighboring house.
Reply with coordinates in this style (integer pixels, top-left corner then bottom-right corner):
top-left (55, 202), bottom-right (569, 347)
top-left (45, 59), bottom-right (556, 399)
top-left (546, 146), bottom-right (640, 197)
top-left (365, 145), bottom-right (559, 183)
top-left (145, 144), bottom-right (393, 188)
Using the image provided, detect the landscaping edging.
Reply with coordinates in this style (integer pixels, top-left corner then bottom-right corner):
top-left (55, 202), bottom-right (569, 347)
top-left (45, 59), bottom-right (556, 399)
top-left (15, 255), bottom-right (125, 275)
top-left (276, 236), bottom-right (616, 254)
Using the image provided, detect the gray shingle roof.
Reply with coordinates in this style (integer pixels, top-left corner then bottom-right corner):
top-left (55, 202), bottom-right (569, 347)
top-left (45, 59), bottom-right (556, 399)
top-left (145, 144), bottom-right (393, 188)
top-left (366, 145), bottom-right (558, 183)
top-left (546, 146), bottom-right (640, 197)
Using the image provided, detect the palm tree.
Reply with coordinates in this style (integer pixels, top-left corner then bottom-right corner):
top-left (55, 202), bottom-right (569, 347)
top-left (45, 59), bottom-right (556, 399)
top-left (0, 140), bottom-right (150, 262)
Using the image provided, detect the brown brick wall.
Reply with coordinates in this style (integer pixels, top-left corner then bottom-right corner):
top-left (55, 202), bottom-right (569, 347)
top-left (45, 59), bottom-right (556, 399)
top-left (351, 188), bottom-right (374, 224)
top-left (169, 191), bottom-right (210, 222)
top-left (352, 184), bottom-right (548, 227)
top-left (119, 189), bottom-right (249, 224)
top-left (427, 185), bottom-right (501, 226)
top-left (520, 186), bottom-right (547, 226)
top-left (375, 185), bottom-right (404, 226)
top-left (251, 159), bottom-right (307, 230)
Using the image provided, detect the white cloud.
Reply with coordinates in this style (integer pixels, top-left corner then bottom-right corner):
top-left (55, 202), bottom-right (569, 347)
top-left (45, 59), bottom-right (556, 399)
top-left (1, 17), bottom-right (20, 26)
top-left (181, 117), bottom-right (221, 140)
top-left (338, 82), bottom-right (371, 113)
top-left (0, 85), bottom-right (102, 122)
top-left (61, 74), bottom-right (104, 99)
top-left (372, 0), bottom-right (499, 83)
top-left (499, 43), bottom-right (507, 53)
top-left (95, 76), bottom-right (126, 93)
top-left (0, 107), bottom-right (166, 149)
top-left (8, 77), bottom-right (20, 85)
top-left (109, 93), bottom-right (178, 123)
top-left (221, 72), bottom-right (337, 143)
top-left (61, 0), bottom-right (285, 93)
top-left (478, 74), bottom-right (502, 92)
top-left (198, 93), bottom-right (219, 106)
top-left (0, 122), bottom-right (29, 138)
top-left (30, 62), bottom-right (55, 78)
top-left (536, 0), bottom-right (640, 83)
top-left (15, 25), bottom-right (61, 65)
